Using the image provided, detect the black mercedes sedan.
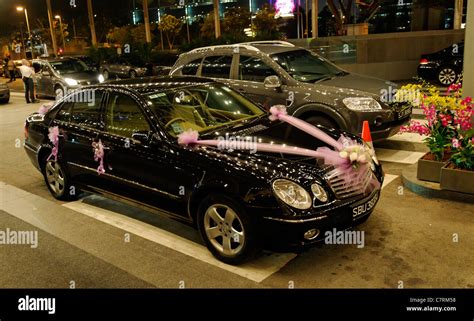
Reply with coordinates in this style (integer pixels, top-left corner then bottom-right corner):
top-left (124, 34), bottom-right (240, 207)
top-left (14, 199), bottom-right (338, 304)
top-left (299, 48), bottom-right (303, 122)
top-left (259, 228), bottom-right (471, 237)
top-left (417, 42), bottom-right (464, 86)
top-left (24, 76), bottom-right (383, 264)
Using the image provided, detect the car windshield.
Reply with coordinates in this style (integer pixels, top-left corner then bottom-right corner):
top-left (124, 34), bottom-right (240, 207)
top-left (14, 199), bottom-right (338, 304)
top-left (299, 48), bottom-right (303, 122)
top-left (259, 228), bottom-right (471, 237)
top-left (49, 60), bottom-right (88, 74)
top-left (271, 49), bottom-right (345, 83)
top-left (145, 84), bottom-right (264, 137)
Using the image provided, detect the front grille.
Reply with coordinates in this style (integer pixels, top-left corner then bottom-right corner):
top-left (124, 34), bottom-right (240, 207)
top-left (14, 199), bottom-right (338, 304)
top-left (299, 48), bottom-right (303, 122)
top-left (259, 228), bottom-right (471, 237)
top-left (324, 165), bottom-right (374, 199)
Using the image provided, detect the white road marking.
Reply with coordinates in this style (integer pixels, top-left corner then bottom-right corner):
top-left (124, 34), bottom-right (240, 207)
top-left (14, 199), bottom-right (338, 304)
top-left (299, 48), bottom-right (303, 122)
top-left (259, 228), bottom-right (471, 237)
top-left (382, 174), bottom-right (398, 189)
top-left (62, 200), bottom-right (296, 283)
top-left (375, 148), bottom-right (425, 164)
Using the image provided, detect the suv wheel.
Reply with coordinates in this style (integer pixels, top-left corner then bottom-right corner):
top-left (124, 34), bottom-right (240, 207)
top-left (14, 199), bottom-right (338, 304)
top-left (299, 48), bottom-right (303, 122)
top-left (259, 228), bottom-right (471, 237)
top-left (197, 194), bottom-right (260, 265)
top-left (103, 70), bottom-right (109, 80)
top-left (304, 115), bottom-right (338, 130)
top-left (54, 85), bottom-right (65, 100)
top-left (129, 70), bottom-right (137, 78)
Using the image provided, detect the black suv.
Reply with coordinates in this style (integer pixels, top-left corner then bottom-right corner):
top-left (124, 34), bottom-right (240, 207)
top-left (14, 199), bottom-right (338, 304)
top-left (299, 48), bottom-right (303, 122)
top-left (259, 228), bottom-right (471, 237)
top-left (170, 41), bottom-right (411, 140)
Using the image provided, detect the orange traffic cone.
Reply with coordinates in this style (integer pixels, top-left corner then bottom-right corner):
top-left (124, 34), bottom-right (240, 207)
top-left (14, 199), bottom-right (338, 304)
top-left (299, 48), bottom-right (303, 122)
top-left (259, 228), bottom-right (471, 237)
top-left (361, 120), bottom-right (373, 147)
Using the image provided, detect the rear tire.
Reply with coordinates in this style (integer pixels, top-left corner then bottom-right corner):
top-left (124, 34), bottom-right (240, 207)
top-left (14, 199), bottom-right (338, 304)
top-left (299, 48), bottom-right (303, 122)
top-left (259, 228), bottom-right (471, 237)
top-left (42, 155), bottom-right (78, 201)
top-left (197, 194), bottom-right (260, 265)
top-left (103, 70), bottom-right (109, 80)
top-left (437, 66), bottom-right (457, 86)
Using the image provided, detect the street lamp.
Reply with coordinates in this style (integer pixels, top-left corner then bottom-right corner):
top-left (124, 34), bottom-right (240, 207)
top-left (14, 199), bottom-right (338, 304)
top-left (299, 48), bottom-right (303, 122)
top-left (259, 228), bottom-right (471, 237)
top-left (55, 15), bottom-right (66, 52)
top-left (16, 6), bottom-right (34, 59)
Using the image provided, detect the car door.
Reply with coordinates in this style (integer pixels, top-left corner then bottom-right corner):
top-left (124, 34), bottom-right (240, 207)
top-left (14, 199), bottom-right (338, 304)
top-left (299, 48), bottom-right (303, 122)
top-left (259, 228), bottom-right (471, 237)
top-left (41, 64), bottom-right (55, 97)
top-left (51, 89), bottom-right (106, 188)
top-left (229, 55), bottom-right (287, 111)
top-left (32, 61), bottom-right (45, 95)
top-left (99, 90), bottom-right (193, 217)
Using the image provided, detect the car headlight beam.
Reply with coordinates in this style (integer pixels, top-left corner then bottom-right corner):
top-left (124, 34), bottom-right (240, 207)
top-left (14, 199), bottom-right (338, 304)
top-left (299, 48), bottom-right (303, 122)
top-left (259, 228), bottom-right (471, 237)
top-left (272, 179), bottom-right (312, 210)
top-left (343, 97), bottom-right (382, 112)
top-left (64, 78), bottom-right (78, 86)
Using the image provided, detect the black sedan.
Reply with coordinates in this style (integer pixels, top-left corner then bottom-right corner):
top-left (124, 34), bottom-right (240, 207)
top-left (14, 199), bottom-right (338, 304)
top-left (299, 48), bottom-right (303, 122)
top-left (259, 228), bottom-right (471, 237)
top-left (24, 76), bottom-right (383, 264)
top-left (417, 42), bottom-right (464, 86)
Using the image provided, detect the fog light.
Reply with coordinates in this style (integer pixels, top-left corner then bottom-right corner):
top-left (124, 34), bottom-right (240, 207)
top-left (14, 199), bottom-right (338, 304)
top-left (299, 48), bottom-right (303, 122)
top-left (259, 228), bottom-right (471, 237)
top-left (303, 229), bottom-right (320, 240)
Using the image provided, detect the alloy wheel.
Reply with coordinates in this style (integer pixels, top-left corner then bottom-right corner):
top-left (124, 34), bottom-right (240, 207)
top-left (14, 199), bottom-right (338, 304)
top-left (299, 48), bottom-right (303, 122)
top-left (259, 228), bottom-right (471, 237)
top-left (204, 204), bottom-right (245, 256)
top-left (55, 87), bottom-right (64, 100)
top-left (438, 68), bottom-right (456, 85)
top-left (45, 160), bottom-right (65, 196)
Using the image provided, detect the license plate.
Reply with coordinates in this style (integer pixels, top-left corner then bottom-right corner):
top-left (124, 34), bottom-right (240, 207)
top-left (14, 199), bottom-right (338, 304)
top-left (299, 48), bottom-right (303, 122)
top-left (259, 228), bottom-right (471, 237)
top-left (351, 192), bottom-right (379, 219)
top-left (398, 107), bottom-right (412, 120)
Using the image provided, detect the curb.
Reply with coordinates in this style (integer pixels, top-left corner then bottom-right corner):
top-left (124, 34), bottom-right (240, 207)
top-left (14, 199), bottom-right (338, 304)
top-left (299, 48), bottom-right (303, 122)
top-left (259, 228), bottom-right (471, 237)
top-left (402, 164), bottom-right (474, 204)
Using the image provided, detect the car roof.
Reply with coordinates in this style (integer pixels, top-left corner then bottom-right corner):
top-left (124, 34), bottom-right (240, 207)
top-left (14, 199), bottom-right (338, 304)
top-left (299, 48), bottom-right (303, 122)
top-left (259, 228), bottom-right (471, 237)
top-left (104, 76), bottom-right (216, 93)
top-left (185, 41), bottom-right (301, 56)
top-left (34, 57), bottom-right (79, 63)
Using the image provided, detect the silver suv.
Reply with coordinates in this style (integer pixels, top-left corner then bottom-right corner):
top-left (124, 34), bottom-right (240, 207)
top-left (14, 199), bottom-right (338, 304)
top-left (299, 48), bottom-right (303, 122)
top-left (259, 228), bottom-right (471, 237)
top-left (170, 41), bottom-right (411, 140)
top-left (32, 57), bottom-right (102, 99)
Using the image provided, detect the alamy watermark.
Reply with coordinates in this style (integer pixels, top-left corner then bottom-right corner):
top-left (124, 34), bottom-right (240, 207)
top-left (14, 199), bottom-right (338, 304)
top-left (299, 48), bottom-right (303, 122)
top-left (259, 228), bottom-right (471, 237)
top-left (217, 134), bottom-right (258, 154)
top-left (324, 228), bottom-right (365, 248)
top-left (380, 85), bottom-right (421, 105)
top-left (0, 228), bottom-right (38, 248)
top-left (57, 89), bottom-right (96, 107)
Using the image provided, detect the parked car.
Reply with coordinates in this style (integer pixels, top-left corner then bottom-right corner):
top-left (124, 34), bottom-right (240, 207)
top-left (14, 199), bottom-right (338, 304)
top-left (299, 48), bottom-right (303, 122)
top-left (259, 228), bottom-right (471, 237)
top-left (66, 55), bottom-right (100, 71)
top-left (170, 41), bottom-right (412, 140)
top-left (100, 56), bottom-right (148, 80)
top-left (418, 42), bottom-right (464, 86)
top-left (24, 76), bottom-right (383, 264)
top-left (32, 57), bottom-right (103, 99)
top-left (0, 82), bottom-right (10, 103)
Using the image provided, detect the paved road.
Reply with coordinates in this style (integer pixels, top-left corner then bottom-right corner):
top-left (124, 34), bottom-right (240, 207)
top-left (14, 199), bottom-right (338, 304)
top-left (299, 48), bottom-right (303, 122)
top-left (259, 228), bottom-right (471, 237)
top-left (1, 93), bottom-right (473, 288)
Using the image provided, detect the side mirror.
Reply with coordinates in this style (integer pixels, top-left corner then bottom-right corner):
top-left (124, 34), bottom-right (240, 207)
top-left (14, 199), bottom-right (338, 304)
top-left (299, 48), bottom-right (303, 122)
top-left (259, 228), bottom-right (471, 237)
top-left (131, 131), bottom-right (149, 144)
top-left (263, 75), bottom-right (281, 89)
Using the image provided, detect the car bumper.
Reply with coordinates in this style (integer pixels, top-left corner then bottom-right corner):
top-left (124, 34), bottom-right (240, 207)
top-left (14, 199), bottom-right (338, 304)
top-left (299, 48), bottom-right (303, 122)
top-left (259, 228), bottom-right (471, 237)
top-left (417, 65), bottom-right (438, 80)
top-left (255, 189), bottom-right (381, 249)
top-left (351, 110), bottom-right (412, 141)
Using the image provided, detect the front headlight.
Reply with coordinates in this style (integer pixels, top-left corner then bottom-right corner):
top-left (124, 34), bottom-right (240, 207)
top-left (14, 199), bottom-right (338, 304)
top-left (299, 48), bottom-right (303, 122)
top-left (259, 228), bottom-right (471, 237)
top-left (311, 183), bottom-right (328, 203)
top-left (64, 78), bottom-right (78, 86)
top-left (98, 74), bottom-right (105, 83)
top-left (272, 179), bottom-right (312, 210)
top-left (343, 97), bottom-right (382, 111)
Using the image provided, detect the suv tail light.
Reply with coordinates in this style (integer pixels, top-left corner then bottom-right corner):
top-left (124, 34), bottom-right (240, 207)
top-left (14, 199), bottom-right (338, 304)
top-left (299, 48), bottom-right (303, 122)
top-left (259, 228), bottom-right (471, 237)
top-left (419, 58), bottom-right (429, 65)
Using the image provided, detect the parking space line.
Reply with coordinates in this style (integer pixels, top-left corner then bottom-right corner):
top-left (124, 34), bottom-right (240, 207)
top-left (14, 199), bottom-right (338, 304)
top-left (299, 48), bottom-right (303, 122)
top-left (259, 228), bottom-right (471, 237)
top-left (63, 200), bottom-right (297, 283)
top-left (382, 174), bottom-right (398, 189)
top-left (375, 148), bottom-right (425, 164)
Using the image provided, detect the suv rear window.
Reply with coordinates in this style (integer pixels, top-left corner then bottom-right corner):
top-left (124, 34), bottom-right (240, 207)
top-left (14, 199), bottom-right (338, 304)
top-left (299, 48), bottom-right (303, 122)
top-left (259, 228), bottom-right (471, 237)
top-left (201, 56), bottom-right (232, 78)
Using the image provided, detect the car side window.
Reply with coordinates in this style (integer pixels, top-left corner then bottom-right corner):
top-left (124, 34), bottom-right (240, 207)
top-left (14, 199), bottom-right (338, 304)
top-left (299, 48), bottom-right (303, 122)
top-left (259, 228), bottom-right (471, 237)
top-left (55, 102), bottom-right (73, 122)
top-left (239, 56), bottom-right (277, 82)
top-left (201, 55), bottom-right (232, 79)
top-left (105, 93), bottom-right (150, 138)
top-left (69, 90), bottom-right (104, 129)
top-left (181, 58), bottom-right (202, 75)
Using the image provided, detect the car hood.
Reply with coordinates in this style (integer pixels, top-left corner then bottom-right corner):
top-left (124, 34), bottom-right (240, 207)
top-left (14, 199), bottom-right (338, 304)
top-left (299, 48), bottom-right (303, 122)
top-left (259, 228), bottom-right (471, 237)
top-left (319, 73), bottom-right (399, 97)
top-left (195, 119), bottom-right (358, 184)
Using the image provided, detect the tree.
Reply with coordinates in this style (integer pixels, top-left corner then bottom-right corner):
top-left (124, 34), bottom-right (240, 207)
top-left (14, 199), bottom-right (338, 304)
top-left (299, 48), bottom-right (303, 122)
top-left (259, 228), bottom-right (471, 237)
top-left (253, 4), bottom-right (281, 40)
top-left (158, 14), bottom-right (182, 50)
top-left (222, 7), bottom-right (251, 36)
top-left (200, 11), bottom-right (218, 39)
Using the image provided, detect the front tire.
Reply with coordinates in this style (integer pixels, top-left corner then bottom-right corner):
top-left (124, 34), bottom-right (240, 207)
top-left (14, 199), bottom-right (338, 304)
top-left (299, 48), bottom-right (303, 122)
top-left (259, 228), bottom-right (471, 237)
top-left (103, 70), bottom-right (109, 80)
top-left (129, 70), bottom-right (137, 78)
top-left (197, 194), bottom-right (260, 265)
top-left (42, 158), bottom-right (78, 201)
top-left (54, 85), bottom-right (65, 100)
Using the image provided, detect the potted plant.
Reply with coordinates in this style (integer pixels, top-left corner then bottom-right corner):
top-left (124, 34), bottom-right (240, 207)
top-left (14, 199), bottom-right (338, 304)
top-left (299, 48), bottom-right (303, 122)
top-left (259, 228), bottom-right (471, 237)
top-left (399, 82), bottom-right (460, 182)
top-left (440, 128), bottom-right (474, 194)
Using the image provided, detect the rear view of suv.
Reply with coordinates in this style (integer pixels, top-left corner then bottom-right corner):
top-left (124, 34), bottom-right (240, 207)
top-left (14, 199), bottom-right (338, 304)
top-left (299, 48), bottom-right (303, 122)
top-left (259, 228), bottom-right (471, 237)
top-left (170, 41), bottom-right (411, 140)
